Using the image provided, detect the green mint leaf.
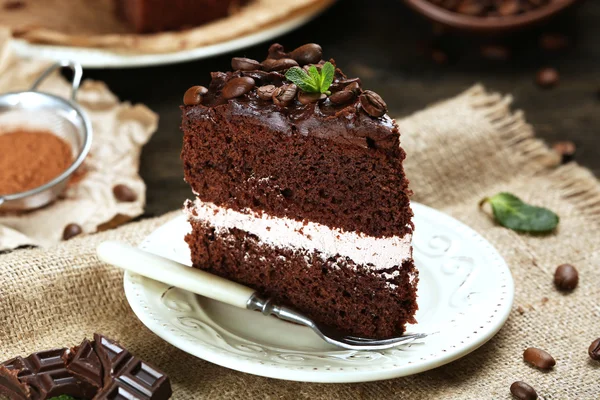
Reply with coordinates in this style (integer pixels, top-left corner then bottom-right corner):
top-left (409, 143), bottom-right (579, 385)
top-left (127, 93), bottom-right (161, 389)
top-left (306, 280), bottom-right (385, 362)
top-left (308, 65), bottom-right (320, 86)
top-left (48, 396), bottom-right (78, 400)
top-left (285, 67), bottom-right (319, 93)
top-left (319, 62), bottom-right (335, 94)
top-left (480, 192), bottom-right (559, 233)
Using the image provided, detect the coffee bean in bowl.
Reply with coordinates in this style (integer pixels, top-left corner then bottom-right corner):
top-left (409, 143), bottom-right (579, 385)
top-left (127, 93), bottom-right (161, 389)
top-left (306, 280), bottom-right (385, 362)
top-left (403, 0), bottom-right (581, 35)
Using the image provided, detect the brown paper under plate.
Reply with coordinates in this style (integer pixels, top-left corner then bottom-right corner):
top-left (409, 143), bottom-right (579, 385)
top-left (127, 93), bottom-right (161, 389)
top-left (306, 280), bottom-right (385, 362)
top-left (0, 30), bottom-right (158, 250)
top-left (0, 0), bottom-right (334, 54)
top-left (1, 85), bottom-right (598, 398)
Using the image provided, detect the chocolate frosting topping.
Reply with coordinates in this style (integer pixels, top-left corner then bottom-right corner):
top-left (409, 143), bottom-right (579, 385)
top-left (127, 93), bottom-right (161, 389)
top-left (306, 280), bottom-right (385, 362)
top-left (183, 43), bottom-right (400, 157)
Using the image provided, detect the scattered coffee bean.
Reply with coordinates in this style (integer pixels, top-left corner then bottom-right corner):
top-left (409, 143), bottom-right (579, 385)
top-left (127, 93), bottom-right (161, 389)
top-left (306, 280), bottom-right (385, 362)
top-left (431, 49), bottom-right (449, 65)
top-left (552, 141), bottom-right (576, 164)
top-left (554, 264), bottom-right (578, 291)
top-left (360, 90), bottom-right (387, 118)
top-left (329, 90), bottom-right (355, 105)
top-left (183, 85), bottom-right (208, 106)
top-left (113, 184), bottom-right (137, 203)
top-left (480, 45), bottom-right (510, 61)
top-left (588, 338), bottom-right (600, 361)
top-left (523, 347), bottom-right (556, 370)
top-left (63, 223), bottom-right (83, 241)
top-left (222, 77), bottom-right (255, 99)
top-left (257, 85), bottom-right (277, 101)
top-left (3, 0), bottom-right (25, 10)
top-left (290, 43), bottom-right (323, 65)
top-left (261, 58), bottom-right (299, 72)
top-left (540, 33), bottom-right (569, 52)
top-left (510, 381), bottom-right (538, 400)
top-left (536, 67), bottom-right (559, 88)
top-left (297, 91), bottom-right (326, 105)
top-left (272, 84), bottom-right (297, 107)
top-left (231, 57), bottom-right (262, 71)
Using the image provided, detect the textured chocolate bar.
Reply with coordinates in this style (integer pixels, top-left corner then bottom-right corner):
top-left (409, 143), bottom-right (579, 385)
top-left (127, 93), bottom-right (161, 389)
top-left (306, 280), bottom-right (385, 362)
top-left (0, 334), bottom-right (172, 400)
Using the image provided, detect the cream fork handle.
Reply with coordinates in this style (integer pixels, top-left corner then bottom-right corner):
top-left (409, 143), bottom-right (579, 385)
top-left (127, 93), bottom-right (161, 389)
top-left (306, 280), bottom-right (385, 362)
top-left (96, 241), bottom-right (256, 309)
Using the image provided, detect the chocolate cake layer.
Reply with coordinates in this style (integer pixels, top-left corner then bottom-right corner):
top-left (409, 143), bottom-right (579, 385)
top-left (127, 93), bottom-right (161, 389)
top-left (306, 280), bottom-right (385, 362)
top-left (181, 44), bottom-right (413, 238)
top-left (115, 0), bottom-right (247, 33)
top-left (186, 202), bottom-right (418, 339)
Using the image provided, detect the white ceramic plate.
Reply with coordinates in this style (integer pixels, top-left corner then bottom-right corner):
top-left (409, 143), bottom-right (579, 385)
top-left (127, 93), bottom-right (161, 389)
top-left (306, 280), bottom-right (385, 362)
top-left (9, 2), bottom-right (334, 69)
top-left (124, 202), bottom-right (514, 383)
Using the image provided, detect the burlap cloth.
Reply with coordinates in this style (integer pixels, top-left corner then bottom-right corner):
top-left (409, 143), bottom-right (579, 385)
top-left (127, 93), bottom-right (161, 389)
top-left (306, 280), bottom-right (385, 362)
top-left (1, 85), bottom-right (599, 399)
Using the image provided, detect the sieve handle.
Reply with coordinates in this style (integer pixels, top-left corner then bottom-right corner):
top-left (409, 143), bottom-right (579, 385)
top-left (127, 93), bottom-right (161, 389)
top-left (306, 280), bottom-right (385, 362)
top-left (30, 60), bottom-right (83, 101)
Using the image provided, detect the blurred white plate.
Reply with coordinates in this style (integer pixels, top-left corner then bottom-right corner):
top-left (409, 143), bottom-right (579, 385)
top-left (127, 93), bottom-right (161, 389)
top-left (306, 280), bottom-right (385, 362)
top-left (10, 1), bottom-right (334, 69)
top-left (124, 202), bottom-right (514, 382)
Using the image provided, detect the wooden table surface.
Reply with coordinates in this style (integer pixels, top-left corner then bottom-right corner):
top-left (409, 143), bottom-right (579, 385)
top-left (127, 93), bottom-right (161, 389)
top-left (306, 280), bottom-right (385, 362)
top-left (85, 0), bottom-right (600, 217)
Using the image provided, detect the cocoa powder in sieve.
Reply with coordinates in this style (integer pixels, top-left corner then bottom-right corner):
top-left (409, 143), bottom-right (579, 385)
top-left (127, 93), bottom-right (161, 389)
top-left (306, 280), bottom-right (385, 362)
top-left (0, 130), bottom-right (73, 195)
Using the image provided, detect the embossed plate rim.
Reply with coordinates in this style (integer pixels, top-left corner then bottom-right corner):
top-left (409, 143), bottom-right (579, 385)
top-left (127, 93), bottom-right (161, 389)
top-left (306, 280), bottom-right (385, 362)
top-left (124, 202), bottom-right (515, 383)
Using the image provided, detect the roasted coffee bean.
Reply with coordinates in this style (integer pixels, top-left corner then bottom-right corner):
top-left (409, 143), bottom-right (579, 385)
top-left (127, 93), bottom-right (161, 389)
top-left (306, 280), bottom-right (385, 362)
top-left (588, 338), bottom-right (600, 361)
top-left (261, 58), bottom-right (299, 72)
top-left (523, 347), bottom-right (556, 370)
top-left (510, 381), bottom-right (538, 400)
top-left (297, 91), bottom-right (326, 105)
top-left (480, 45), bottom-right (510, 61)
top-left (63, 223), bottom-right (83, 241)
top-left (552, 141), bottom-right (576, 164)
top-left (257, 85), bottom-right (277, 101)
top-left (345, 82), bottom-right (361, 94)
top-left (231, 57), bottom-right (262, 71)
top-left (329, 90), bottom-right (355, 105)
top-left (113, 184), bottom-right (137, 202)
top-left (540, 33), bottom-right (569, 51)
top-left (536, 67), bottom-right (559, 88)
top-left (457, 0), bottom-right (485, 15)
top-left (360, 90), bottom-right (387, 118)
top-left (183, 85), bottom-right (208, 105)
top-left (242, 70), bottom-right (269, 82)
top-left (272, 84), bottom-right (297, 107)
top-left (290, 43), bottom-right (323, 65)
top-left (267, 43), bottom-right (286, 60)
top-left (554, 264), bottom-right (578, 291)
top-left (222, 77), bottom-right (255, 99)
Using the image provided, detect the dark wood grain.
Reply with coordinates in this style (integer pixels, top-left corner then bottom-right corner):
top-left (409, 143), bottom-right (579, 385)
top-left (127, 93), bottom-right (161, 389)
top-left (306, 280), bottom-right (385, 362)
top-left (83, 0), bottom-right (600, 216)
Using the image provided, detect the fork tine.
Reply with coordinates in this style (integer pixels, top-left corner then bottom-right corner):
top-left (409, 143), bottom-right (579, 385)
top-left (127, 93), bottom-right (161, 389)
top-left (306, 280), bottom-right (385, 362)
top-left (341, 333), bottom-right (427, 346)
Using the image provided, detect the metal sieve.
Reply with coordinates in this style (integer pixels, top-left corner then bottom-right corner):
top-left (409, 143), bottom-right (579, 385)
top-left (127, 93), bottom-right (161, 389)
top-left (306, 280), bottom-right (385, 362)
top-left (0, 60), bottom-right (92, 211)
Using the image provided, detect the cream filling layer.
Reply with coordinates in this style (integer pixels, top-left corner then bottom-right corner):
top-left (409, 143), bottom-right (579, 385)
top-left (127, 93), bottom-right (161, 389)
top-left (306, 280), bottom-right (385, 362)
top-left (186, 199), bottom-right (413, 271)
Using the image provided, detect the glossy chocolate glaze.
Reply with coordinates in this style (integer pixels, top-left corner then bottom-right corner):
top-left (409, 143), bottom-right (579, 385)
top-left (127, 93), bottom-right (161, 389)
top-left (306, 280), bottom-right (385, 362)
top-left (188, 44), bottom-right (401, 158)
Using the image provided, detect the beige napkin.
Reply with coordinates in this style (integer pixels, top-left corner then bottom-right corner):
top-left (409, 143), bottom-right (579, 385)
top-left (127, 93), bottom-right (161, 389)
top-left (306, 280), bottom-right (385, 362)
top-left (0, 30), bottom-right (158, 250)
top-left (1, 85), bottom-right (598, 399)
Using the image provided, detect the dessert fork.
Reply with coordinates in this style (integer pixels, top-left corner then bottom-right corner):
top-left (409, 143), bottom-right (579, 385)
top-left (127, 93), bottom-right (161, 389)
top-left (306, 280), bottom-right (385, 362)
top-left (97, 241), bottom-right (427, 351)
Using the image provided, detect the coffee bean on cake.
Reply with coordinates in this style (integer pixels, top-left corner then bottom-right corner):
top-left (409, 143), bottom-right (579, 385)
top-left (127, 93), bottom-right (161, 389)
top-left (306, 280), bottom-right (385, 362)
top-left (298, 91), bottom-right (326, 105)
top-left (257, 85), bottom-right (277, 101)
top-left (232, 57), bottom-right (262, 71)
top-left (510, 381), bottom-right (538, 400)
top-left (183, 85), bottom-right (208, 106)
top-left (261, 58), bottom-right (299, 72)
top-left (63, 223), bottom-right (83, 240)
top-left (360, 90), bottom-right (387, 117)
top-left (113, 184), bottom-right (137, 202)
top-left (554, 264), bottom-right (578, 291)
top-left (589, 338), bottom-right (600, 361)
top-left (523, 347), bottom-right (556, 370)
top-left (290, 43), bottom-right (323, 65)
top-left (272, 84), bottom-right (297, 107)
top-left (222, 77), bottom-right (255, 99)
top-left (329, 90), bottom-right (355, 105)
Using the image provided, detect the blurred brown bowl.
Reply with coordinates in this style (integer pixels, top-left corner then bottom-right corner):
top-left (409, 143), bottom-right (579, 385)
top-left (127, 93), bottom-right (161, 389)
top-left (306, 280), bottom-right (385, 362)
top-left (403, 0), bottom-right (583, 34)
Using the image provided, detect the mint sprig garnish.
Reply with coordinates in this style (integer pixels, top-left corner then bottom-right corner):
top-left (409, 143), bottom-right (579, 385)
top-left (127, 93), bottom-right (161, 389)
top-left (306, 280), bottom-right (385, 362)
top-left (285, 62), bottom-right (335, 95)
top-left (479, 192), bottom-right (559, 233)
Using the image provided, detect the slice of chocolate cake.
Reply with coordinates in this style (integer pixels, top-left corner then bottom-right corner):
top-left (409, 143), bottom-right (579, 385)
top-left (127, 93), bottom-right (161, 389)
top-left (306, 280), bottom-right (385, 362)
top-left (181, 43), bottom-right (418, 339)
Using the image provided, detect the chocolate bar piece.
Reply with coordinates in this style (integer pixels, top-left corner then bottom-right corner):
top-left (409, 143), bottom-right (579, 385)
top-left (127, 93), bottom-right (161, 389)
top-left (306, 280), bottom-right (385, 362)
top-left (0, 334), bottom-right (172, 400)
